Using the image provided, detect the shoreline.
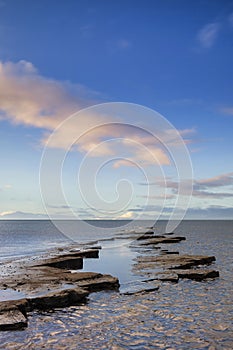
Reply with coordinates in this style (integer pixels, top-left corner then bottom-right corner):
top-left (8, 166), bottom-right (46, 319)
top-left (0, 228), bottom-right (219, 331)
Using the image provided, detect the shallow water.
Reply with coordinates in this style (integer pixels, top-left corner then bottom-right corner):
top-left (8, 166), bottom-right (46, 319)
top-left (0, 220), bottom-right (232, 349)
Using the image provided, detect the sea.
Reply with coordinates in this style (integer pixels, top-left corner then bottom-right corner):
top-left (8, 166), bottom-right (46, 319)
top-left (0, 220), bottom-right (232, 349)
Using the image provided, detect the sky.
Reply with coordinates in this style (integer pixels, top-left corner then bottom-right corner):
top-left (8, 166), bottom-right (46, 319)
top-left (0, 0), bottom-right (233, 220)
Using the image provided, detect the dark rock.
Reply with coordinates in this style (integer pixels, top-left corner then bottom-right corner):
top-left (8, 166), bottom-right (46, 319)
top-left (38, 256), bottom-right (84, 270)
top-left (28, 287), bottom-right (88, 311)
top-left (0, 299), bottom-right (28, 331)
top-left (174, 269), bottom-right (219, 281)
top-left (135, 255), bottom-right (216, 272)
top-left (160, 251), bottom-right (179, 255)
top-left (140, 236), bottom-right (186, 246)
top-left (65, 249), bottom-right (99, 259)
top-left (136, 234), bottom-right (155, 241)
top-left (0, 309), bottom-right (28, 331)
top-left (78, 274), bottom-right (120, 291)
top-left (143, 272), bottom-right (179, 283)
top-left (121, 283), bottom-right (159, 295)
top-left (156, 273), bottom-right (179, 283)
top-left (0, 246), bottom-right (121, 331)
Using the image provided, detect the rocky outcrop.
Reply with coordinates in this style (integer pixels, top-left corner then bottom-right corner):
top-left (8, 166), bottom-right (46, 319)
top-left (174, 269), bottom-right (219, 281)
top-left (40, 256), bottom-right (84, 270)
top-left (0, 299), bottom-right (28, 331)
top-left (33, 248), bottom-right (99, 270)
top-left (133, 233), bottom-right (219, 286)
top-left (139, 236), bottom-right (186, 246)
top-left (0, 247), bottom-right (119, 331)
top-left (120, 282), bottom-right (160, 295)
top-left (27, 287), bottom-right (89, 311)
top-left (136, 254), bottom-right (216, 270)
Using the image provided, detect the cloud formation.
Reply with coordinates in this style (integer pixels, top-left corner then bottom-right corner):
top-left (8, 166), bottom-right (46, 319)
top-left (0, 60), bottom-right (94, 129)
top-left (220, 106), bottom-right (233, 116)
top-left (195, 172), bottom-right (233, 189)
top-left (197, 22), bottom-right (220, 48)
top-left (139, 172), bottom-right (233, 199)
top-left (0, 60), bottom-right (194, 168)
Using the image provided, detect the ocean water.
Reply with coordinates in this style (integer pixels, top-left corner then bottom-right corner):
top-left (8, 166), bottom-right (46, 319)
top-left (0, 220), bottom-right (232, 349)
top-left (0, 219), bottom-right (152, 260)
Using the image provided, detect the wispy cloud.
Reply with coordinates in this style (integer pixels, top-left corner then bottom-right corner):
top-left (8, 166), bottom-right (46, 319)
top-left (0, 184), bottom-right (12, 191)
top-left (197, 22), bottom-right (220, 49)
top-left (128, 204), bottom-right (233, 219)
top-left (139, 172), bottom-right (233, 199)
top-left (228, 12), bottom-right (233, 27)
top-left (220, 106), bottom-right (233, 116)
top-left (107, 39), bottom-right (132, 54)
top-left (0, 210), bottom-right (48, 219)
top-left (117, 39), bottom-right (131, 49)
top-left (195, 172), bottom-right (233, 188)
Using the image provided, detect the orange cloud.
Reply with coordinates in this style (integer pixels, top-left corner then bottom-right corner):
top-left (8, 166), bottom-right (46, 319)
top-left (0, 60), bottom-right (92, 129)
top-left (0, 60), bottom-right (194, 168)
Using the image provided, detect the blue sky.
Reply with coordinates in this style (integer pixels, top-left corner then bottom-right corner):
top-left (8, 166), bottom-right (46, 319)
top-left (0, 0), bottom-right (233, 220)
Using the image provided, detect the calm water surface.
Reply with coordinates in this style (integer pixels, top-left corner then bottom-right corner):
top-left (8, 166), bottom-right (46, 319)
top-left (0, 220), bottom-right (232, 349)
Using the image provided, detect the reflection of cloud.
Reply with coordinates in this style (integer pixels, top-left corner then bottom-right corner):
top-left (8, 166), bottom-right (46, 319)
top-left (197, 22), bottom-right (220, 48)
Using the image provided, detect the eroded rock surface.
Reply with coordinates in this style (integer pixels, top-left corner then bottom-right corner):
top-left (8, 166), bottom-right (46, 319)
top-left (133, 232), bottom-right (219, 286)
top-left (0, 247), bottom-right (119, 330)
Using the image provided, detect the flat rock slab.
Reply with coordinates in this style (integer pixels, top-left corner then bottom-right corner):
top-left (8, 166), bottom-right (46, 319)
top-left (120, 282), bottom-right (159, 295)
top-left (144, 272), bottom-right (180, 283)
top-left (139, 236), bottom-right (186, 246)
top-left (38, 256), bottom-right (84, 270)
top-left (0, 247), bottom-right (120, 331)
top-left (77, 275), bottom-right (119, 292)
top-left (173, 269), bottom-right (219, 281)
top-left (58, 249), bottom-right (99, 259)
top-left (136, 254), bottom-right (216, 270)
top-left (28, 287), bottom-right (89, 311)
top-left (0, 308), bottom-right (27, 331)
top-left (32, 249), bottom-right (99, 270)
top-left (0, 299), bottom-right (28, 331)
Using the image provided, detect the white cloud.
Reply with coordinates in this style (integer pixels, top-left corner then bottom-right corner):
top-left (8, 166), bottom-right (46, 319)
top-left (4, 184), bottom-right (12, 189)
top-left (197, 22), bottom-right (220, 48)
top-left (0, 60), bottom-right (194, 168)
top-left (117, 210), bottom-right (134, 219)
top-left (0, 60), bottom-right (95, 129)
top-left (0, 210), bottom-right (15, 217)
